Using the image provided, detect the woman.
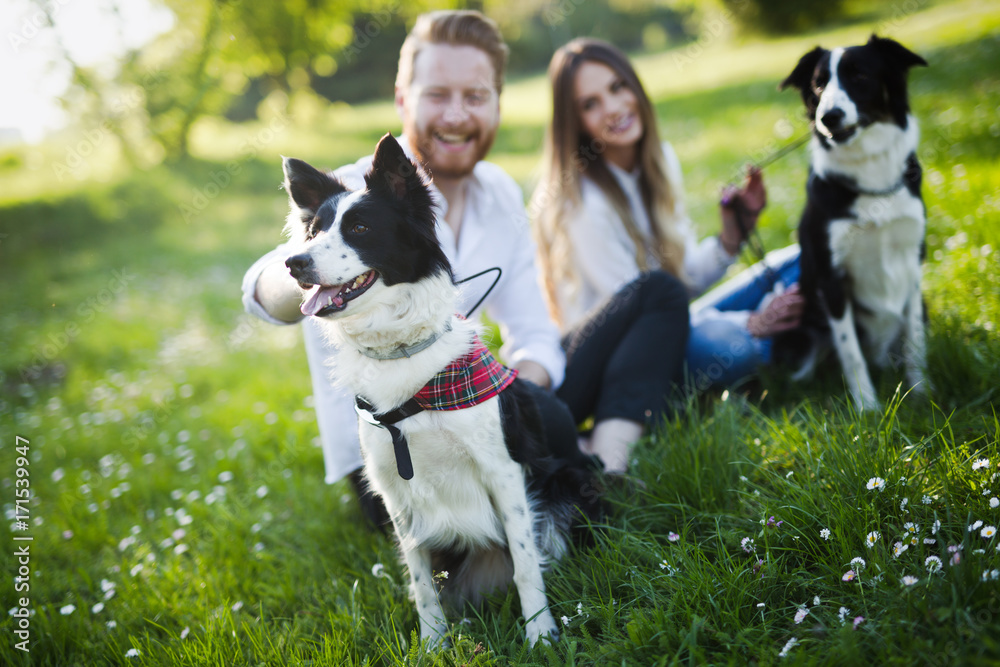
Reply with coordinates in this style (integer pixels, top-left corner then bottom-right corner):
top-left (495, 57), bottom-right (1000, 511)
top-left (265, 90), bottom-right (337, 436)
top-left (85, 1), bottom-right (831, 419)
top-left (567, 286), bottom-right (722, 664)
top-left (532, 38), bottom-right (803, 403)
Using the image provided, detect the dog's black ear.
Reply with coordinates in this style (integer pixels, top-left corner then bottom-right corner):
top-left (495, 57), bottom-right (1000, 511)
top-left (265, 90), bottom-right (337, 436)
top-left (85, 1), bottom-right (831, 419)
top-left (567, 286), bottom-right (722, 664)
top-left (365, 133), bottom-right (422, 202)
top-left (780, 46), bottom-right (826, 91)
top-left (282, 157), bottom-right (347, 214)
top-left (867, 34), bottom-right (928, 70)
top-left (868, 35), bottom-right (927, 128)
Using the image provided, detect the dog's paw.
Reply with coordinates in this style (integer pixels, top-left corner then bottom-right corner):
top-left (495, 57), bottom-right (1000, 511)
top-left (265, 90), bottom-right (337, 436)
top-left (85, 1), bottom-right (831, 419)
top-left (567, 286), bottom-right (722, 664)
top-left (525, 611), bottom-right (559, 647)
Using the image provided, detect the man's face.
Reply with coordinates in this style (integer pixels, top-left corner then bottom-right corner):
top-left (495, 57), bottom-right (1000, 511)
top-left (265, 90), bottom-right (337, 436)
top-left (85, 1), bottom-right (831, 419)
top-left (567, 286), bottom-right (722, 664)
top-left (396, 43), bottom-right (500, 180)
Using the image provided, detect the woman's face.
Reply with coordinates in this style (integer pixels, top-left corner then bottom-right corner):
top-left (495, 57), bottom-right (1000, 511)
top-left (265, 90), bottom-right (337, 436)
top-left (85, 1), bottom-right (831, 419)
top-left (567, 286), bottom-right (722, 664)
top-left (572, 60), bottom-right (643, 169)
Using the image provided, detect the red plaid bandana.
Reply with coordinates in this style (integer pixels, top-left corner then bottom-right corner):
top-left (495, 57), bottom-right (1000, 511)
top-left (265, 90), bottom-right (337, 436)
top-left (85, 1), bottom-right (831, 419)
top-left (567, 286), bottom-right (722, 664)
top-left (413, 337), bottom-right (517, 411)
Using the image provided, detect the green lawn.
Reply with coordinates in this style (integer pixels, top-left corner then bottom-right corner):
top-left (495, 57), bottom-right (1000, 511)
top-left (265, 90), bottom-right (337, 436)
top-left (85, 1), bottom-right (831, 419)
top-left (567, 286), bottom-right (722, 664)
top-left (1, 0), bottom-right (999, 664)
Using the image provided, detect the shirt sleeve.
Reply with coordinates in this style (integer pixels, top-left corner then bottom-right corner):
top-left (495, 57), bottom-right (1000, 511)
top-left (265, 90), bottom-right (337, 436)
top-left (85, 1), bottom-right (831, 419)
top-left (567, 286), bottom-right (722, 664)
top-left (482, 174), bottom-right (566, 389)
top-left (570, 182), bottom-right (644, 303)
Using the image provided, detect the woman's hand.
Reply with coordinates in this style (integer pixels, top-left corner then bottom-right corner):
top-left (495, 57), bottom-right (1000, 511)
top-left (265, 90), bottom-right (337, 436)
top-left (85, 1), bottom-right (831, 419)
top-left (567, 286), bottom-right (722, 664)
top-left (746, 284), bottom-right (805, 338)
top-left (719, 166), bottom-right (767, 255)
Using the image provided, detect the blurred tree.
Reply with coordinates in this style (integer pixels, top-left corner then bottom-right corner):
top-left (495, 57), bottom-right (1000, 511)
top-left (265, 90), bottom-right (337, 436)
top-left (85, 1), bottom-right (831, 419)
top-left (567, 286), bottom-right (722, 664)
top-left (719, 0), bottom-right (849, 34)
top-left (44, 0), bottom-right (718, 161)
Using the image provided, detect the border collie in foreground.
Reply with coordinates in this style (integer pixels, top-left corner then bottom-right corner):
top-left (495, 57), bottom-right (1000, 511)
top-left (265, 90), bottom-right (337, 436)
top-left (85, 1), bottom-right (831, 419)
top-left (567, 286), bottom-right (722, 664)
top-left (777, 35), bottom-right (930, 411)
top-left (279, 133), bottom-right (600, 646)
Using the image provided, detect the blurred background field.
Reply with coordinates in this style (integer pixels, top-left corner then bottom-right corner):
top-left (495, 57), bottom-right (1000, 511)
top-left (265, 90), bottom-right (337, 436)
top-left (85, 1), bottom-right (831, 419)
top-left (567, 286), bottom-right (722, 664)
top-left (1, 0), bottom-right (999, 665)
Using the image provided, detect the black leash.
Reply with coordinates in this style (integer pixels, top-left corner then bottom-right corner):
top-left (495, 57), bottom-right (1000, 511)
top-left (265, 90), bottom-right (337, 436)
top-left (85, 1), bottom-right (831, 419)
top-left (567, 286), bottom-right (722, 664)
top-left (456, 267), bottom-right (502, 319)
top-left (724, 130), bottom-right (812, 280)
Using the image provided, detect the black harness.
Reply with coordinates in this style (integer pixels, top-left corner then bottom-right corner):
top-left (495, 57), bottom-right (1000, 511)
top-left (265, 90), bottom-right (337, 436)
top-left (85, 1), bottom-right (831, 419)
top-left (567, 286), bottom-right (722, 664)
top-left (354, 396), bottom-right (422, 480)
top-left (351, 267), bottom-right (505, 482)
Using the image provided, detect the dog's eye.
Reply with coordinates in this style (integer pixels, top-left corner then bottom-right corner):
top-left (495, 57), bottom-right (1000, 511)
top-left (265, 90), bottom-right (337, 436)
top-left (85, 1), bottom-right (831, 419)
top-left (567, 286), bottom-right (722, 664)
top-left (350, 224), bottom-right (369, 235)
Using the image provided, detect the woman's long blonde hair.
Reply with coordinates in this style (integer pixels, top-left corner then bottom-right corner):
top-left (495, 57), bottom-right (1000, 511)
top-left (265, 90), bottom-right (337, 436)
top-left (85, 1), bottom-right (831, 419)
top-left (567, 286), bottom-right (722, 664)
top-left (530, 38), bottom-right (686, 327)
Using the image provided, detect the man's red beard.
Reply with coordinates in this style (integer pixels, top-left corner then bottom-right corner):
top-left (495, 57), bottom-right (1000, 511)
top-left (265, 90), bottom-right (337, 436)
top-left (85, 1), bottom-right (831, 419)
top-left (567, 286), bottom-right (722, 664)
top-left (404, 120), bottom-right (497, 180)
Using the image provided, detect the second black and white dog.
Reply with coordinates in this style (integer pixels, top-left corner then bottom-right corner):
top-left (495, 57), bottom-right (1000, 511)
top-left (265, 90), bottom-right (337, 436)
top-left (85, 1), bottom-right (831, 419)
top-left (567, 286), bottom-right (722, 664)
top-left (778, 35), bottom-right (930, 411)
top-left (279, 133), bottom-right (600, 646)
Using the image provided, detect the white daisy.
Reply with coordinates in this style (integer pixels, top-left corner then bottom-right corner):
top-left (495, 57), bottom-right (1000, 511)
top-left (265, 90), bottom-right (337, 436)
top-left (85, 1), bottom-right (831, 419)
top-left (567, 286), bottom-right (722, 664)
top-left (925, 555), bottom-right (943, 573)
top-left (60, 604), bottom-right (76, 615)
top-left (981, 525), bottom-right (997, 539)
top-left (778, 637), bottom-right (799, 658)
top-left (866, 477), bottom-right (886, 491)
top-left (794, 607), bottom-right (808, 624)
top-left (866, 531), bottom-right (880, 548)
top-left (973, 458), bottom-right (990, 471)
top-left (902, 575), bottom-right (918, 586)
top-left (820, 528), bottom-right (831, 540)
top-left (850, 557), bottom-right (867, 572)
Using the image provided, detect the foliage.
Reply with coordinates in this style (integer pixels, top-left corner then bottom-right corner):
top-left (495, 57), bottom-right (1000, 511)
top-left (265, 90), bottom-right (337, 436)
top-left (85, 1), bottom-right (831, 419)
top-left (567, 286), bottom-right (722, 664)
top-left (721, 0), bottom-right (850, 34)
top-left (1, 1), bottom-right (999, 664)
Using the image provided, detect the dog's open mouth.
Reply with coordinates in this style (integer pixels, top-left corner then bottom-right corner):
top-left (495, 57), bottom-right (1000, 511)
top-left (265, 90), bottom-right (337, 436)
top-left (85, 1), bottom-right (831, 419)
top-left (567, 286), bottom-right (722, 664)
top-left (299, 270), bottom-right (379, 317)
top-left (822, 125), bottom-right (858, 144)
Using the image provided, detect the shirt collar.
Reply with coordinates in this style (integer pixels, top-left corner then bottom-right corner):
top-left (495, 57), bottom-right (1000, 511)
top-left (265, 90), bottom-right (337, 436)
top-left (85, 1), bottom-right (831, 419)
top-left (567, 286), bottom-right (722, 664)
top-left (605, 159), bottom-right (641, 187)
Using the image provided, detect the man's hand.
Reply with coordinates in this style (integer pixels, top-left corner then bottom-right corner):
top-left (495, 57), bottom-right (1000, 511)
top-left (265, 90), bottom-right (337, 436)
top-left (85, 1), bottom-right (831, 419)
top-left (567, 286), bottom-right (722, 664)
top-left (513, 360), bottom-right (551, 389)
top-left (746, 284), bottom-right (805, 338)
top-left (255, 260), bottom-right (306, 324)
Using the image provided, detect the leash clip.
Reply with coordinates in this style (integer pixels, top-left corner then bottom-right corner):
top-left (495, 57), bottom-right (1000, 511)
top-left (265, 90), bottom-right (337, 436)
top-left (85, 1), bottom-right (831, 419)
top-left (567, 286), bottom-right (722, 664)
top-left (354, 397), bottom-right (383, 429)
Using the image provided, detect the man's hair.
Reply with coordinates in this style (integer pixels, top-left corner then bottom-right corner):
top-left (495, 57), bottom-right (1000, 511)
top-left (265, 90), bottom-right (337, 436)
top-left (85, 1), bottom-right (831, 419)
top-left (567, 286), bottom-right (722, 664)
top-left (396, 10), bottom-right (509, 94)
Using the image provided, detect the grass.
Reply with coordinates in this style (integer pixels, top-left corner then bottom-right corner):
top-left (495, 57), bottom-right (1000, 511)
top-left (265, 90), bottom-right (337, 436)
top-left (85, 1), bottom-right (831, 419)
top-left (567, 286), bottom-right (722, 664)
top-left (1, 0), bottom-right (999, 664)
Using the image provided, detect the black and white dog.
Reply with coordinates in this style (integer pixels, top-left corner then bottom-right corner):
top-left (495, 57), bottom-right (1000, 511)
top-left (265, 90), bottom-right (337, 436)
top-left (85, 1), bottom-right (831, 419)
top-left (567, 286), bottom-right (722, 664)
top-left (279, 133), bottom-right (600, 646)
top-left (778, 35), bottom-right (929, 411)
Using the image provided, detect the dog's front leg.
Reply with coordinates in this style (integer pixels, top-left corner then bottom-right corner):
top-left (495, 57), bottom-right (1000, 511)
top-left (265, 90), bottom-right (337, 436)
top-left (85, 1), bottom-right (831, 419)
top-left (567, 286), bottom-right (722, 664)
top-left (902, 288), bottom-right (928, 396)
top-left (400, 544), bottom-right (449, 647)
top-left (828, 300), bottom-right (880, 412)
top-left (490, 461), bottom-right (558, 646)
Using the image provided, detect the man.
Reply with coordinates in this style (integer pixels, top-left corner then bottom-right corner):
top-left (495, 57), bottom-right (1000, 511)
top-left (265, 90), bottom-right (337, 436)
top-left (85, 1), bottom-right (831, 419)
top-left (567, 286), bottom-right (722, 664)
top-left (242, 11), bottom-right (570, 519)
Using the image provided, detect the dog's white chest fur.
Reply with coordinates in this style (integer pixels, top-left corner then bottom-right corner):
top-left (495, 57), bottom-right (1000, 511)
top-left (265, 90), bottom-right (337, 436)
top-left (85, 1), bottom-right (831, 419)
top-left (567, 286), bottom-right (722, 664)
top-left (828, 189), bottom-right (924, 355)
top-left (821, 116), bottom-right (925, 359)
top-left (359, 402), bottom-right (513, 552)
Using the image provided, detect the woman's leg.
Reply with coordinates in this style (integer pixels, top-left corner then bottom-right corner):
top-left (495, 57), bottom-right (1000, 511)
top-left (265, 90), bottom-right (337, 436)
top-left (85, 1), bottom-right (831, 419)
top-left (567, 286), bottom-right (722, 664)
top-left (686, 245), bottom-right (801, 385)
top-left (686, 317), bottom-right (761, 390)
top-left (557, 271), bottom-right (690, 471)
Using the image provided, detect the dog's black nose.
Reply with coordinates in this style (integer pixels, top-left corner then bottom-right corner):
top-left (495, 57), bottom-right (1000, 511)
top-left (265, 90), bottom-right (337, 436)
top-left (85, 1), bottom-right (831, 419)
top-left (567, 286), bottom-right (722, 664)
top-left (821, 109), bottom-right (846, 130)
top-left (285, 254), bottom-right (313, 278)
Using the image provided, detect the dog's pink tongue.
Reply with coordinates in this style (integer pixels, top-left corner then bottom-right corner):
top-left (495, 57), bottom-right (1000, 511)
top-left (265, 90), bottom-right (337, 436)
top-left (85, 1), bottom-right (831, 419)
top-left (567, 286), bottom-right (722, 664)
top-left (301, 284), bottom-right (344, 316)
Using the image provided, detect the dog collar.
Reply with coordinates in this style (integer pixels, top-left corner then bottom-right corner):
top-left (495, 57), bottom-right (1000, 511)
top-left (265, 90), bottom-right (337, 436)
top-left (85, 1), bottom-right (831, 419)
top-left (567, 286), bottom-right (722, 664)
top-left (358, 322), bottom-right (452, 360)
top-left (821, 172), bottom-right (906, 197)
